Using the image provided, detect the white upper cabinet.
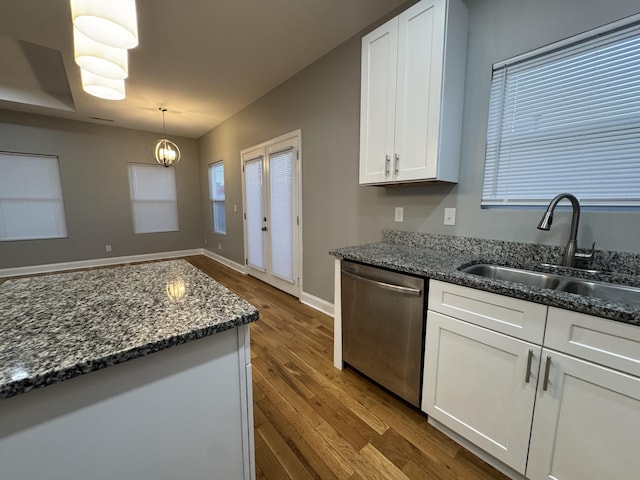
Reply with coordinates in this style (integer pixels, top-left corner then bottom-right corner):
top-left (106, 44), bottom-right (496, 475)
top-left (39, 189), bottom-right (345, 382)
top-left (359, 0), bottom-right (468, 185)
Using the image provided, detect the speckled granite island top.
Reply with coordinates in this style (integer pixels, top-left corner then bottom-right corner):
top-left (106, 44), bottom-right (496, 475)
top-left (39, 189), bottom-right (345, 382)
top-left (0, 259), bottom-right (259, 399)
top-left (331, 231), bottom-right (640, 327)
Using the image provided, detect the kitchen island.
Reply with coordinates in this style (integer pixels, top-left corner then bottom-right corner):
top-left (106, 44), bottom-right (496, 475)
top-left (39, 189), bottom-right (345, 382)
top-left (0, 259), bottom-right (259, 480)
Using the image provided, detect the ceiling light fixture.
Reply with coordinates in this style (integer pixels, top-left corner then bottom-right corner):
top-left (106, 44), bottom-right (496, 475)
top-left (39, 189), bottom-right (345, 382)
top-left (80, 69), bottom-right (126, 101)
top-left (73, 28), bottom-right (128, 80)
top-left (70, 0), bottom-right (139, 49)
top-left (154, 108), bottom-right (181, 168)
top-left (70, 0), bottom-right (138, 100)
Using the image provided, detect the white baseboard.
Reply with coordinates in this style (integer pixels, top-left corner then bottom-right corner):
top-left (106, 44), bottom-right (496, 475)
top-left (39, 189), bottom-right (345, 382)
top-left (200, 249), bottom-right (247, 274)
top-left (198, 251), bottom-right (334, 317)
top-left (300, 291), bottom-right (334, 317)
top-left (0, 249), bottom-right (202, 278)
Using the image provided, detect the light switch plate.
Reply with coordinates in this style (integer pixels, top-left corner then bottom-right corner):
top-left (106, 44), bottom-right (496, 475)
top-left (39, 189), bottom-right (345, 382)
top-left (395, 207), bottom-right (404, 222)
top-left (444, 208), bottom-right (456, 225)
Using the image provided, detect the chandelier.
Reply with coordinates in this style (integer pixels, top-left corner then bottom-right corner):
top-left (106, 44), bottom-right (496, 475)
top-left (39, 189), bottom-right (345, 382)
top-left (155, 108), bottom-right (181, 168)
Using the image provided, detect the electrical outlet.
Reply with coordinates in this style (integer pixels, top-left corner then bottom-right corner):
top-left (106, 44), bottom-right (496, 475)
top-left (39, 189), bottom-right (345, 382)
top-left (395, 207), bottom-right (404, 222)
top-left (444, 208), bottom-right (456, 226)
top-left (204, 238), bottom-right (207, 245)
top-left (105, 244), bottom-right (112, 252)
top-left (233, 204), bottom-right (237, 213)
top-left (218, 242), bottom-right (222, 250)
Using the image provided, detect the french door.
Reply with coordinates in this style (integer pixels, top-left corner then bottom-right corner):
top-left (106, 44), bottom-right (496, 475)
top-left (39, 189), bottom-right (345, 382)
top-left (241, 131), bottom-right (300, 297)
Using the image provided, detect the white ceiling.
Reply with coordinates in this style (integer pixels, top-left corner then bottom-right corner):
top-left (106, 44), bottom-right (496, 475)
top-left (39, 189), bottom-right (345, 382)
top-left (0, 0), bottom-right (407, 139)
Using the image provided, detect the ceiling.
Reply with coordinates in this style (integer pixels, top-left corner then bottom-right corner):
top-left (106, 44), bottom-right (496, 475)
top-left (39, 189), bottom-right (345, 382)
top-left (0, 0), bottom-right (408, 139)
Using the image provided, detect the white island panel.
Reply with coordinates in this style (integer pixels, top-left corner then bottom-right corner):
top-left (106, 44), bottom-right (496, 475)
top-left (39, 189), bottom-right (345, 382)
top-left (0, 325), bottom-right (254, 480)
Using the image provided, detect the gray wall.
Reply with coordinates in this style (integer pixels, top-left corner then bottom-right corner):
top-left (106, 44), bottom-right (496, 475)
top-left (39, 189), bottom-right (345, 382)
top-left (198, 29), bottom-right (373, 303)
top-left (199, 0), bottom-right (640, 303)
top-left (0, 110), bottom-right (203, 268)
top-left (2, 0), bottom-right (637, 300)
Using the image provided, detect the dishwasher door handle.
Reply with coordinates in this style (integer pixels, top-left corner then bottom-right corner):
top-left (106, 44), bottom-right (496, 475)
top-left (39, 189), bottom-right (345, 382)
top-left (342, 270), bottom-right (422, 296)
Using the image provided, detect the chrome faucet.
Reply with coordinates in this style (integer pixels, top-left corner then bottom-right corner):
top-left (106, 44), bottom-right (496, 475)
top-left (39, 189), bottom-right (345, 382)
top-left (537, 193), bottom-right (595, 268)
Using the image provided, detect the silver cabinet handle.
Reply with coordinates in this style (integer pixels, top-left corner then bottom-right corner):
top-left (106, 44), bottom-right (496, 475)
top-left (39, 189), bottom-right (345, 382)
top-left (385, 155), bottom-right (391, 176)
top-left (341, 270), bottom-right (422, 296)
top-left (525, 349), bottom-right (534, 383)
top-left (394, 153), bottom-right (399, 175)
top-left (542, 355), bottom-right (552, 391)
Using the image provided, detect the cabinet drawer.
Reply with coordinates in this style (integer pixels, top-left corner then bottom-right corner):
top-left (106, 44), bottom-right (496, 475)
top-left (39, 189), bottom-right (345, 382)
top-left (428, 280), bottom-right (547, 343)
top-left (546, 307), bottom-right (640, 377)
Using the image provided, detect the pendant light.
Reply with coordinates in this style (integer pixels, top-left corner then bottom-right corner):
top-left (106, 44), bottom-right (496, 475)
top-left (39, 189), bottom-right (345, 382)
top-left (80, 69), bottom-right (126, 100)
top-left (155, 108), bottom-right (181, 168)
top-left (74, 27), bottom-right (128, 80)
top-left (70, 0), bottom-right (138, 100)
top-left (70, 0), bottom-right (139, 49)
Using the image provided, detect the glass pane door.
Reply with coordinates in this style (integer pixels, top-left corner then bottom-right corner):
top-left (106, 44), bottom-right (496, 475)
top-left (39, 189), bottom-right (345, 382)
top-left (268, 148), bottom-right (295, 283)
top-left (244, 157), bottom-right (265, 271)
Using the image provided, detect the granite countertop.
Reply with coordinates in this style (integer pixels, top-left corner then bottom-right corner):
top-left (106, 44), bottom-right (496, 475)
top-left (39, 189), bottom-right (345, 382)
top-left (330, 232), bottom-right (640, 327)
top-left (0, 259), bottom-right (259, 399)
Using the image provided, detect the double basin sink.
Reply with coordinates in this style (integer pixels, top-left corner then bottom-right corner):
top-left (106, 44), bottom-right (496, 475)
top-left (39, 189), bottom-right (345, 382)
top-left (460, 264), bottom-right (640, 308)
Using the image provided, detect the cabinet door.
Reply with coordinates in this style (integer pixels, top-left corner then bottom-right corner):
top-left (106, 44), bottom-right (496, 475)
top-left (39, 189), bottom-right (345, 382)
top-left (359, 17), bottom-right (398, 185)
top-left (422, 311), bottom-right (540, 474)
top-left (394, 0), bottom-right (445, 182)
top-left (527, 349), bottom-right (640, 480)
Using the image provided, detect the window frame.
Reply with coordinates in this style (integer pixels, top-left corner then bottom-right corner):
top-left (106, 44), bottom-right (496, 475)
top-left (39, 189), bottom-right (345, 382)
top-left (209, 160), bottom-right (226, 235)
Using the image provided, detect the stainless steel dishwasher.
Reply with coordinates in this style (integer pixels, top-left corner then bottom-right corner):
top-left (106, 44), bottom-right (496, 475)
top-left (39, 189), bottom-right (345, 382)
top-left (341, 260), bottom-right (426, 407)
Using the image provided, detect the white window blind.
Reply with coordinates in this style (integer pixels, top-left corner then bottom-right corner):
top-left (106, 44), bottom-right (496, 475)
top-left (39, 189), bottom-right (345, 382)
top-left (0, 152), bottom-right (68, 241)
top-left (268, 147), bottom-right (294, 282)
top-left (209, 161), bottom-right (226, 234)
top-left (244, 158), bottom-right (265, 270)
top-left (128, 163), bottom-right (178, 234)
top-left (482, 17), bottom-right (640, 207)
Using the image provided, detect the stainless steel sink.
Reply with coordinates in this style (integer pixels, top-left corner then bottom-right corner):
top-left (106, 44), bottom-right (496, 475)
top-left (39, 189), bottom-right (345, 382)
top-left (460, 264), bottom-right (564, 290)
top-left (559, 280), bottom-right (640, 307)
top-left (460, 263), bottom-right (640, 307)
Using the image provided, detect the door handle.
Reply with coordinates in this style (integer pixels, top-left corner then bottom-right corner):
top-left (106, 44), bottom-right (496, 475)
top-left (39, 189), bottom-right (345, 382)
top-left (341, 270), bottom-right (422, 296)
top-left (525, 349), bottom-right (534, 383)
top-left (394, 153), bottom-right (399, 175)
top-left (542, 355), bottom-right (552, 391)
top-left (385, 155), bottom-right (391, 176)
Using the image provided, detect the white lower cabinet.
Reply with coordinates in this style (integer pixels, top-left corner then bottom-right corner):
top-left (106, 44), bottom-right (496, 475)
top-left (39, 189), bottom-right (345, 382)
top-left (526, 349), bottom-right (640, 480)
top-left (423, 281), bottom-right (640, 480)
top-left (525, 308), bottom-right (640, 480)
top-left (423, 311), bottom-right (540, 472)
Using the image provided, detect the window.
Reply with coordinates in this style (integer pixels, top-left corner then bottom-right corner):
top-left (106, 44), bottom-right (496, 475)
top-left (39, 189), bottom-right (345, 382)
top-left (209, 161), bottom-right (226, 234)
top-left (0, 152), bottom-right (67, 241)
top-left (482, 15), bottom-right (640, 208)
top-left (128, 163), bottom-right (178, 234)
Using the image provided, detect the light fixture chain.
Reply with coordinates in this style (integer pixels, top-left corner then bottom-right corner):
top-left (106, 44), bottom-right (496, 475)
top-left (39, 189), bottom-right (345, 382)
top-left (160, 107), bottom-right (167, 135)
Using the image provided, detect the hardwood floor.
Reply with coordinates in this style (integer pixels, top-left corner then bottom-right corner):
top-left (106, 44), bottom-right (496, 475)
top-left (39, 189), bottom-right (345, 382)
top-left (193, 255), bottom-right (510, 480)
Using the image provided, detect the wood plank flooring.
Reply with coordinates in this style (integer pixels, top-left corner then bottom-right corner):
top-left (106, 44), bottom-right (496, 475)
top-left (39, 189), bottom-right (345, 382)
top-left (188, 255), bottom-right (509, 480)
